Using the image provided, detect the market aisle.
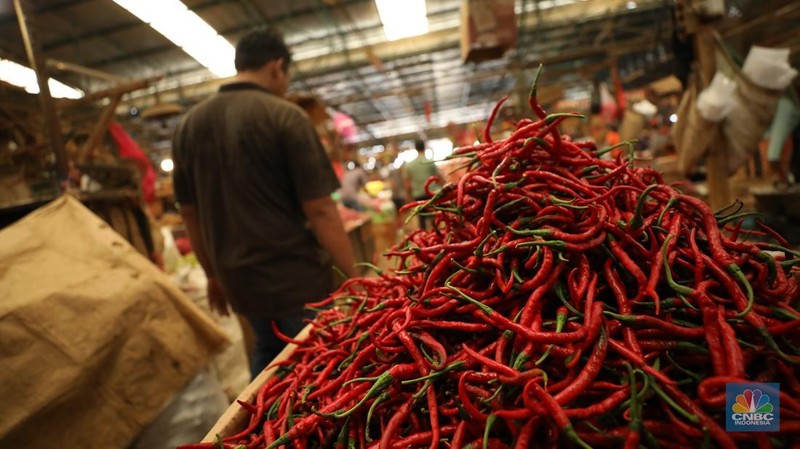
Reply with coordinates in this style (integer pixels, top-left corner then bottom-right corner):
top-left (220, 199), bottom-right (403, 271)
top-left (172, 266), bottom-right (251, 400)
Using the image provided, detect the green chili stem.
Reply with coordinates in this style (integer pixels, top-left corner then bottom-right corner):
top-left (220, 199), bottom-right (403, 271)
top-left (629, 184), bottom-right (659, 230)
top-left (365, 393), bottom-right (388, 442)
top-left (483, 414), bottom-right (497, 449)
top-left (446, 283), bottom-right (496, 316)
top-left (656, 197), bottom-right (677, 226)
top-left (401, 360), bottom-right (466, 385)
top-left (662, 235), bottom-right (693, 296)
top-left (727, 263), bottom-right (754, 318)
top-left (536, 309), bottom-right (567, 365)
top-left (650, 379), bottom-right (699, 424)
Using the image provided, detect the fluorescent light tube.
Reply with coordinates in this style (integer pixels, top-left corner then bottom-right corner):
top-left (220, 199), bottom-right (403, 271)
top-left (0, 58), bottom-right (83, 98)
top-left (111, 0), bottom-right (236, 77)
top-left (374, 0), bottom-right (429, 41)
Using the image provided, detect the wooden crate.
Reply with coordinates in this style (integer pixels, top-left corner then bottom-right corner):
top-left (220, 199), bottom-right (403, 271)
top-left (201, 325), bottom-right (312, 442)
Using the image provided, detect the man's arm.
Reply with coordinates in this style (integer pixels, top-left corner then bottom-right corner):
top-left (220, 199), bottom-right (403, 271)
top-left (180, 204), bottom-right (229, 316)
top-left (302, 196), bottom-right (358, 279)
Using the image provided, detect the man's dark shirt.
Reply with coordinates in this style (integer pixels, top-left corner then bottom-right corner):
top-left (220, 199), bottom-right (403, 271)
top-left (172, 82), bottom-right (339, 318)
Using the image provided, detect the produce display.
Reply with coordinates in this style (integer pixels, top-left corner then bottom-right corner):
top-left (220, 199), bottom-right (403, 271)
top-left (184, 69), bottom-right (800, 449)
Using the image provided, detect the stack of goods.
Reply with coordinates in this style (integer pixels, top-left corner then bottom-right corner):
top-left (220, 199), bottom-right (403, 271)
top-left (185, 70), bottom-right (800, 449)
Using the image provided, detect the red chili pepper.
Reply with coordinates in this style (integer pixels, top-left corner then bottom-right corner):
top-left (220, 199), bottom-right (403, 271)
top-left (716, 307), bottom-right (745, 377)
top-left (524, 380), bottom-right (592, 449)
top-left (659, 381), bottom-right (737, 449)
top-left (378, 396), bottom-right (415, 449)
top-left (555, 323), bottom-right (608, 406)
top-left (483, 96), bottom-right (508, 144)
top-left (458, 371), bottom-right (491, 422)
top-left (603, 261), bottom-right (642, 356)
top-left (265, 382), bottom-right (372, 448)
top-left (462, 343), bottom-right (518, 377)
top-left (606, 312), bottom-right (705, 339)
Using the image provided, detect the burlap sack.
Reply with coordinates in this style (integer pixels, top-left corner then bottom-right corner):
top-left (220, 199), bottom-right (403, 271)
top-left (619, 110), bottom-right (647, 143)
top-left (720, 75), bottom-right (781, 174)
top-left (0, 195), bottom-right (229, 449)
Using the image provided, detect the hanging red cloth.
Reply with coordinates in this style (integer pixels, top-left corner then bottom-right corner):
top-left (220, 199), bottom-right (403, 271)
top-left (611, 64), bottom-right (626, 121)
top-left (107, 121), bottom-right (156, 203)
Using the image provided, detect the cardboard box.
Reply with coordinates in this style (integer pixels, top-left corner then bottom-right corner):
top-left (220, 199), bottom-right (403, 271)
top-left (460, 0), bottom-right (518, 63)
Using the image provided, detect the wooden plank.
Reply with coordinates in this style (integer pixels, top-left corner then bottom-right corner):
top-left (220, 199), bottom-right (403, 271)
top-left (202, 324), bottom-right (313, 442)
top-left (57, 77), bottom-right (162, 109)
top-left (46, 58), bottom-right (127, 84)
top-left (77, 93), bottom-right (122, 163)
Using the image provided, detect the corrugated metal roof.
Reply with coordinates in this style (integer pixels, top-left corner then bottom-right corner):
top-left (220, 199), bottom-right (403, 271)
top-left (1, 0), bottom-right (795, 143)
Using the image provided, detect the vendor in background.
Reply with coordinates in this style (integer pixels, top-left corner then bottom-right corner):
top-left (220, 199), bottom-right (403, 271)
top-left (339, 161), bottom-right (368, 211)
top-left (404, 139), bottom-right (442, 230)
top-left (767, 95), bottom-right (800, 187)
top-left (388, 164), bottom-right (407, 216)
top-left (648, 119), bottom-right (674, 158)
top-left (172, 28), bottom-right (357, 379)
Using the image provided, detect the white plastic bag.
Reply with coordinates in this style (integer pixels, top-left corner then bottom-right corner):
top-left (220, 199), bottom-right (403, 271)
top-left (742, 46), bottom-right (798, 90)
top-left (160, 226), bottom-right (181, 274)
top-left (632, 99), bottom-right (658, 119)
top-left (696, 71), bottom-right (737, 122)
top-left (693, 0), bottom-right (725, 18)
top-left (131, 367), bottom-right (230, 449)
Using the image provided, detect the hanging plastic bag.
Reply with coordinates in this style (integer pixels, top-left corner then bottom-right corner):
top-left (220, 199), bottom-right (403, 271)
top-left (672, 73), bottom-right (715, 174)
top-left (696, 71), bottom-right (737, 122)
top-left (742, 46), bottom-right (798, 91)
top-left (632, 99), bottom-right (658, 119)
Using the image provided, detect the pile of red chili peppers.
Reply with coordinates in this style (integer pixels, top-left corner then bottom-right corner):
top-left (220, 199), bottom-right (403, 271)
top-left (183, 69), bottom-right (800, 449)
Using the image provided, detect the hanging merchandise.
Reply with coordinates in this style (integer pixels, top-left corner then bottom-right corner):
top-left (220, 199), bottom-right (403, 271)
top-left (632, 99), bottom-right (658, 118)
top-left (460, 0), bottom-right (517, 63)
top-left (672, 73), bottom-right (715, 174)
top-left (691, 0), bottom-right (726, 19)
top-left (741, 46), bottom-right (798, 91)
top-left (332, 112), bottom-right (358, 144)
top-left (720, 44), bottom-right (791, 174)
top-left (611, 64), bottom-right (626, 121)
top-left (696, 71), bottom-right (737, 122)
top-left (108, 121), bottom-right (156, 203)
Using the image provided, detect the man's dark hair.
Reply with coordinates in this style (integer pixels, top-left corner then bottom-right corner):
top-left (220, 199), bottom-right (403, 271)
top-left (414, 139), bottom-right (426, 152)
top-left (235, 28), bottom-right (292, 72)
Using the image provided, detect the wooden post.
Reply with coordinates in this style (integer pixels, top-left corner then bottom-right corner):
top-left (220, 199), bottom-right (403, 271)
top-left (77, 93), bottom-right (123, 163)
top-left (693, 26), bottom-right (732, 210)
top-left (14, 0), bottom-right (68, 183)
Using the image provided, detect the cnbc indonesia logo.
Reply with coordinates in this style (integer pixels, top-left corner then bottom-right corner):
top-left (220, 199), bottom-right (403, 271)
top-left (726, 383), bottom-right (780, 432)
